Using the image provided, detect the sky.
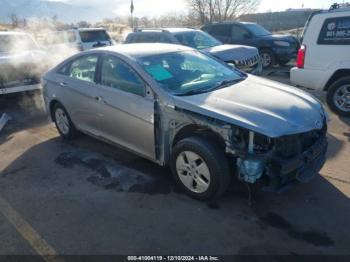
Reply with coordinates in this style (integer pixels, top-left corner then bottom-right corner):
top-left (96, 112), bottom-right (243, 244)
top-left (59, 0), bottom-right (340, 17)
top-left (258, 0), bottom-right (339, 12)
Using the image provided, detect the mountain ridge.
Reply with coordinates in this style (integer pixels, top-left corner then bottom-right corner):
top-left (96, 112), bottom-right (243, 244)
top-left (0, 0), bottom-right (115, 23)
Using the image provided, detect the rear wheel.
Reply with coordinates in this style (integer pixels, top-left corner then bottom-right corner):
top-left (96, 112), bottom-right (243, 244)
top-left (260, 49), bottom-right (276, 68)
top-left (326, 77), bottom-right (350, 117)
top-left (170, 137), bottom-right (231, 200)
top-left (52, 103), bottom-right (78, 139)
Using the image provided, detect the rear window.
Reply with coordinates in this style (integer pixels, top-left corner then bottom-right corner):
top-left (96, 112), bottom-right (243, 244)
top-left (79, 30), bottom-right (110, 43)
top-left (126, 32), bottom-right (172, 43)
top-left (318, 16), bottom-right (350, 45)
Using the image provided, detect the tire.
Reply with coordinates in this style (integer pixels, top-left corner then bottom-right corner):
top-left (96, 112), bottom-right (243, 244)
top-left (52, 103), bottom-right (78, 140)
top-left (170, 137), bottom-right (231, 200)
top-left (260, 49), bottom-right (276, 68)
top-left (326, 77), bottom-right (350, 117)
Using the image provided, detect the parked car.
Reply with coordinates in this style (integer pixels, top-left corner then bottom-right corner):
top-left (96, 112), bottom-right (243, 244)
top-left (0, 31), bottom-right (47, 95)
top-left (43, 28), bottom-right (114, 52)
top-left (202, 22), bottom-right (300, 68)
top-left (125, 28), bottom-right (262, 75)
top-left (43, 44), bottom-right (328, 200)
top-left (291, 4), bottom-right (350, 116)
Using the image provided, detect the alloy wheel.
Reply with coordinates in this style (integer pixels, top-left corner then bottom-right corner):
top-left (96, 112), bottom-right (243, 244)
top-left (175, 151), bottom-right (211, 193)
top-left (55, 108), bottom-right (70, 135)
top-left (333, 84), bottom-right (350, 112)
top-left (261, 52), bottom-right (272, 67)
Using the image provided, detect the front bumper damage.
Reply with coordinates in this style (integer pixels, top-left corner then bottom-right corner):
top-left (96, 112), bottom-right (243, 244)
top-left (236, 129), bottom-right (328, 193)
top-left (264, 136), bottom-right (328, 192)
top-left (164, 103), bottom-right (328, 194)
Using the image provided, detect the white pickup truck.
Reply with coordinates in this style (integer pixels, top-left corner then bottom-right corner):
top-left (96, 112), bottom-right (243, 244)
top-left (0, 31), bottom-right (47, 95)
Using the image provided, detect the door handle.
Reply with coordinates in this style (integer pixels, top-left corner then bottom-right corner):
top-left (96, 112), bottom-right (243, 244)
top-left (60, 82), bottom-right (68, 87)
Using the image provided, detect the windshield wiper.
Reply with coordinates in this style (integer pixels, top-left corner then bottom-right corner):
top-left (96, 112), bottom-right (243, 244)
top-left (175, 78), bottom-right (243, 97)
top-left (212, 78), bottom-right (243, 90)
top-left (175, 89), bottom-right (212, 96)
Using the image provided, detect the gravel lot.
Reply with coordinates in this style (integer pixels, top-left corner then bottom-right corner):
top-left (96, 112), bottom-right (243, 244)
top-left (0, 70), bottom-right (349, 257)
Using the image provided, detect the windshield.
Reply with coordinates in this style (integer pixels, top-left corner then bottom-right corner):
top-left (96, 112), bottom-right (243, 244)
top-left (79, 30), bottom-right (110, 43)
top-left (138, 51), bottom-right (245, 96)
top-left (244, 24), bottom-right (271, 36)
top-left (0, 35), bottom-right (38, 53)
top-left (174, 31), bottom-right (222, 49)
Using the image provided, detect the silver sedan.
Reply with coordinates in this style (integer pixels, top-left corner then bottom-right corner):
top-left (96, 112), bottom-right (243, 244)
top-left (43, 43), bottom-right (328, 200)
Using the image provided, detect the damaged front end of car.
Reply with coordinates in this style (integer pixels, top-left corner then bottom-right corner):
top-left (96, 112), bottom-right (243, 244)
top-left (161, 103), bottom-right (328, 193)
top-left (233, 124), bottom-right (328, 192)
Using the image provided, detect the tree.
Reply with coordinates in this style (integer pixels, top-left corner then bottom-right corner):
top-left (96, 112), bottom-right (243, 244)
top-left (187, 0), bottom-right (261, 24)
top-left (77, 20), bottom-right (91, 28)
top-left (9, 14), bottom-right (19, 28)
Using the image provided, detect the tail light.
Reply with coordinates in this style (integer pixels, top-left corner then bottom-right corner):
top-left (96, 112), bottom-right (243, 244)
top-left (296, 44), bottom-right (306, 68)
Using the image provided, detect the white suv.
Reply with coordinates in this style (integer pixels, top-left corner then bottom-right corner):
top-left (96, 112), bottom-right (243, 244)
top-left (43, 28), bottom-right (114, 52)
top-left (290, 3), bottom-right (350, 116)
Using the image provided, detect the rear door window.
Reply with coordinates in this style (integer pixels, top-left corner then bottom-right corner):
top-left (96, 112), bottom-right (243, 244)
top-left (318, 16), bottom-right (350, 45)
top-left (68, 55), bottom-right (98, 83)
top-left (232, 25), bottom-right (250, 40)
top-left (211, 24), bottom-right (231, 37)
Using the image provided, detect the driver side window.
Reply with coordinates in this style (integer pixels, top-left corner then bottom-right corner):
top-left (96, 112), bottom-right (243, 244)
top-left (100, 55), bottom-right (145, 96)
top-left (232, 26), bottom-right (250, 41)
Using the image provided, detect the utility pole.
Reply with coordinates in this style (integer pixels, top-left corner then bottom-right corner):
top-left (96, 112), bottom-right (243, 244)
top-left (130, 0), bottom-right (135, 29)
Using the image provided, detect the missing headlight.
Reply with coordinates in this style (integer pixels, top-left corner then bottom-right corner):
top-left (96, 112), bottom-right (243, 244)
top-left (253, 133), bottom-right (274, 154)
top-left (232, 129), bottom-right (273, 154)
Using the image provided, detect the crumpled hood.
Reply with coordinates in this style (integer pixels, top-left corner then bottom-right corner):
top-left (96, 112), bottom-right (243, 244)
top-left (0, 50), bottom-right (46, 67)
top-left (202, 44), bottom-right (259, 62)
top-left (172, 75), bottom-right (326, 138)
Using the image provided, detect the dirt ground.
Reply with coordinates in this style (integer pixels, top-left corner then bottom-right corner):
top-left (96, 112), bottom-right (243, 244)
top-left (0, 71), bottom-right (349, 258)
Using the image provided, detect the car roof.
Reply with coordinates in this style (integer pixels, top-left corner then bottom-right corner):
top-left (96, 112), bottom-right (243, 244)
top-left (57, 28), bottom-right (106, 32)
top-left (316, 7), bottom-right (350, 15)
top-left (164, 28), bottom-right (197, 33)
top-left (77, 28), bottom-right (106, 31)
top-left (205, 21), bottom-right (256, 26)
top-left (97, 43), bottom-right (193, 58)
top-left (133, 28), bottom-right (198, 34)
top-left (0, 31), bottom-right (29, 36)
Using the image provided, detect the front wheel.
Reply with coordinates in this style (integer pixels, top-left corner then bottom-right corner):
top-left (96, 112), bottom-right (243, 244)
top-left (326, 77), bottom-right (350, 117)
top-left (260, 49), bottom-right (276, 68)
top-left (170, 137), bottom-right (231, 200)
